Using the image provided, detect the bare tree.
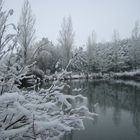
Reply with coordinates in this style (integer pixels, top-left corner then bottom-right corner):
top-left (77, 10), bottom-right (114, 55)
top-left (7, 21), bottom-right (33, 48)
top-left (130, 20), bottom-right (140, 70)
top-left (58, 16), bottom-right (74, 69)
top-left (112, 30), bottom-right (120, 72)
top-left (18, 0), bottom-right (35, 65)
top-left (86, 31), bottom-right (97, 72)
top-left (132, 20), bottom-right (140, 40)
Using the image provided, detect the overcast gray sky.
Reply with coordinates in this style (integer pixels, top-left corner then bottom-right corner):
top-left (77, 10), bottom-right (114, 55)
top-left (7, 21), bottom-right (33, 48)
top-left (4, 0), bottom-right (140, 46)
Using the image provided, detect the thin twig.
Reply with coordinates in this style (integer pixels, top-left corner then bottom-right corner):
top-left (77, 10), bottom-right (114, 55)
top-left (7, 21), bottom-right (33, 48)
top-left (5, 115), bottom-right (26, 130)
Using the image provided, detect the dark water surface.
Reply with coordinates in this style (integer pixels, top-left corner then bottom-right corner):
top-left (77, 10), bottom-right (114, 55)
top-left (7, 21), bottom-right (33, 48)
top-left (63, 80), bottom-right (140, 140)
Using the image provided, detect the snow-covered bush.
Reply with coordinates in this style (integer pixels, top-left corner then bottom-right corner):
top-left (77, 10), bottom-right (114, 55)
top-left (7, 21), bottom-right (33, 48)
top-left (0, 70), bottom-right (97, 140)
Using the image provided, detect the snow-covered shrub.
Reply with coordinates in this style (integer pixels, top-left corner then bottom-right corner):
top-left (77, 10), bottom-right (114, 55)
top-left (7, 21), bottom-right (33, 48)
top-left (0, 74), bottom-right (97, 140)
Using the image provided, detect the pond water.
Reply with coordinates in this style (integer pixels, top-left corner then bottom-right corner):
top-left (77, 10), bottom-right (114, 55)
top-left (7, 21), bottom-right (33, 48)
top-left (62, 80), bottom-right (140, 140)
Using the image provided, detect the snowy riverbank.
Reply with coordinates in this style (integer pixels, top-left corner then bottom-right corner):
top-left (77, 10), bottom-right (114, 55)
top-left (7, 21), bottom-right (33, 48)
top-left (113, 69), bottom-right (140, 81)
top-left (44, 70), bottom-right (140, 82)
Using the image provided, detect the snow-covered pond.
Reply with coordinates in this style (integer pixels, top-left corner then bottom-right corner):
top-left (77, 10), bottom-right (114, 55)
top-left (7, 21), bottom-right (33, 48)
top-left (62, 80), bottom-right (140, 140)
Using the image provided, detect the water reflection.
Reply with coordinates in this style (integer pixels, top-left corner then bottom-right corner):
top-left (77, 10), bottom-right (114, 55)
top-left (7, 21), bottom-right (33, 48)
top-left (63, 80), bottom-right (140, 140)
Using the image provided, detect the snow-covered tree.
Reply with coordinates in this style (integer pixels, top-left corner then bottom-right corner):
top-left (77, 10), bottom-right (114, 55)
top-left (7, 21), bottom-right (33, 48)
top-left (86, 31), bottom-right (97, 72)
top-left (132, 20), bottom-right (140, 40)
top-left (32, 38), bottom-right (60, 74)
top-left (70, 46), bottom-right (88, 72)
top-left (111, 30), bottom-right (120, 72)
top-left (0, 0), bottom-right (15, 60)
top-left (58, 16), bottom-right (75, 69)
top-left (129, 20), bottom-right (140, 70)
top-left (18, 0), bottom-right (35, 66)
top-left (96, 42), bottom-right (111, 72)
top-left (0, 0), bottom-right (19, 95)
